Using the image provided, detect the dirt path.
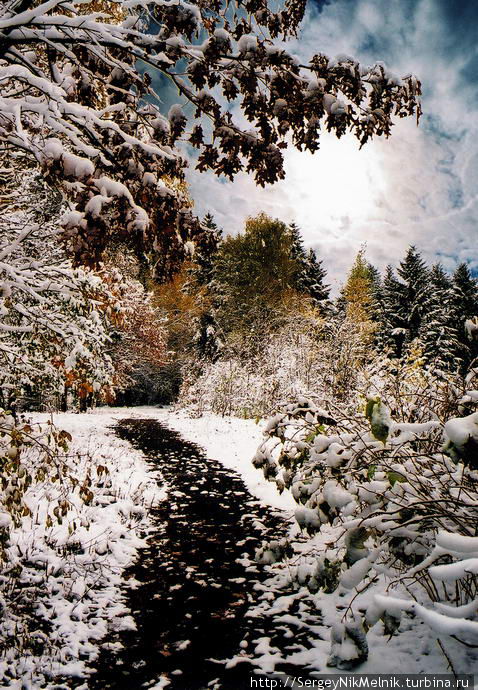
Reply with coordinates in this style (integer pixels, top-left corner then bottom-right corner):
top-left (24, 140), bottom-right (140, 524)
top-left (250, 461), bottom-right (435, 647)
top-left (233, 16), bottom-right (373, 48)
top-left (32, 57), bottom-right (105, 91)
top-left (89, 418), bottom-right (291, 689)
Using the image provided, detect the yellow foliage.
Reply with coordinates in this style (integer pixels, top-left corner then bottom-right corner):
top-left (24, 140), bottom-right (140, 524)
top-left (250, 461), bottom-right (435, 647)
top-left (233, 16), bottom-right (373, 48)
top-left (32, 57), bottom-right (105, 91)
top-left (343, 248), bottom-right (377, 346)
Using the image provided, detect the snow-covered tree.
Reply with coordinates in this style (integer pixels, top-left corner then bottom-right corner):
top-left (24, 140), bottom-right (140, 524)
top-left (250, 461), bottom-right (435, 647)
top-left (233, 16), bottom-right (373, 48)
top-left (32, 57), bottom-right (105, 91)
top-left (288, 223), bottom-right (330, 309)
top-left (192, 310), bottom-right (224, 362)
top-left (378, 246), bottom-right (429, 358)
top-left (395, 246), bottom-right (429, 344)
top-left (451, 263), bottom-right (478, 370)
top-left (0, 169), bottom-right (118, 411)
top-left (0, 0), bottom-right (421, 271)
top-left (377, 265), bottom-right (405, 356)
top-left (189, 213), bottom-right (223, 288)
top-left (421, 264), bottom-right (461, 370)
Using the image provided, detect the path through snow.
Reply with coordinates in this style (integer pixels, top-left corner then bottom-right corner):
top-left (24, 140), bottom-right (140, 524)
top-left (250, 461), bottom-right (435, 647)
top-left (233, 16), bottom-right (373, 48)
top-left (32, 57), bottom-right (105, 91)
top-left (90, 418), bottom-right (323, 689)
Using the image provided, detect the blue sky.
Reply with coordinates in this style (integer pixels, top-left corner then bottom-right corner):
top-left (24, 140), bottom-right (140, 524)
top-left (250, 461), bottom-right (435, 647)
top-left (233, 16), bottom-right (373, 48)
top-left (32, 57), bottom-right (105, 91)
top-left (162, 0), bottom-right (478, 287)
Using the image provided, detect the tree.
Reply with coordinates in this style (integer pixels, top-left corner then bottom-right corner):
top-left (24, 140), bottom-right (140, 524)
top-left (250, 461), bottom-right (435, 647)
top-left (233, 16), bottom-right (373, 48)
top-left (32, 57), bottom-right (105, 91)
top-left (190, 213), bottom-right (223, 288)
top-left (341, 248), bottom-right (377, 346)
top-left (108, 277), bottom-right (168, 404)
top-left (153, 263), bottom-right (207, 402)
top-left (377, 265), bottom-right (407, 357)
top-left (451, 263), bottom-right (478, 370)
top-left (421, 264), bottom-right (461, 370)
top-left (0, 0), bottom-right (421, 274)
top-left (288, 223), bottom-right (330, 309)
top-left (395, 245), bottom-right (429, 346)
top-left (0, 167), bottom-right (117, 411)
top-left (212, 213), bottom-right (308, 342)
top-left (365, 262), bottom-right (383, 324)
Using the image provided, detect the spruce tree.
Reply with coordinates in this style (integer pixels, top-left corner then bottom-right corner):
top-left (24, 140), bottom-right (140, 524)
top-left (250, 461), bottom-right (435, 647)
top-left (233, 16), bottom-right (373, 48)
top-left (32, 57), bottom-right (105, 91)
top-left (366, 262), bottom-right (383, 325)
top-left (378, 265), bottom-right (407, 357)
top-left (395, 245), bottom-right (429, 345)
top-left (451, 263), bottom-right (478, 370)
top-left (193, 311), bottom-right (224, 362)
top-left (192, 213), bottom-right (223, 287)
top-left (288, 223), bottom-right (330, 307)
top-left (421, 264), bottom-right (461, 370)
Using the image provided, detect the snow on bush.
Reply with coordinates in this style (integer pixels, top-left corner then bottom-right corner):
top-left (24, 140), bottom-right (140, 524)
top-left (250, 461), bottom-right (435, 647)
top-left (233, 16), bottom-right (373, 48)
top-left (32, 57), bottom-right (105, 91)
top-left (0, 411), bottom-right (164, 686)
top-left (178, 317), bottom-right (465, 427)
top-left (178, 318), bottom-right (369, 418)
top-left (252, 391), bottom-right (478, 670)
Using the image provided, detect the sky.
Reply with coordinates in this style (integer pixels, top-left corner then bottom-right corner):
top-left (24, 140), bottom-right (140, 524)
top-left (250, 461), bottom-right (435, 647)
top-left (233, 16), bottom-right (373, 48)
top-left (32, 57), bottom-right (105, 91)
top-left (175, 0), bottom-right (478, 291)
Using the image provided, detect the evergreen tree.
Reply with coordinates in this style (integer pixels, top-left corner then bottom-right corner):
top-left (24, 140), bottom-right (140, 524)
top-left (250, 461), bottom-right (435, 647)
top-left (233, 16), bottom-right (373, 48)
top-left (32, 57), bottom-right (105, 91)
top-left (193, 311), bottom-right (224, 362)
top-left (191, 213), bottom-right (223, 287)
top-left (378, 265), bottom-right (407, 357)
top-left (287, 223), bottom-right (330, 308)
top-left (451, 263), bottom-right (478, 370)
top-left (304, 248), bottom-right (330, 306)
top-left (395, 245), bottom-right (429, 345)
top-left (421, 264), bottom-right (461, 370)
top-left (341, 248), bottom-right (378, 345)
top-left (366, 262), bottom-right (384, 325)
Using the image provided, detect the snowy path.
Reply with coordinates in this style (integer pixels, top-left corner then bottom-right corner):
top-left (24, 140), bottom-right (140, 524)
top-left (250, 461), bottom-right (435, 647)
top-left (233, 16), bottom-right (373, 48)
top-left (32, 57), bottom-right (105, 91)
top-left (89, 418), bottom-right (315, 689)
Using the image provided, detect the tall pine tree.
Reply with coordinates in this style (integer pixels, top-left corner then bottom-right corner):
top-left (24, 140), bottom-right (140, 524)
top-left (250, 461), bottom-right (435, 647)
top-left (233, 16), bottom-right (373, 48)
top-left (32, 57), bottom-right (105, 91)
top-left (341, 248), bottom-right (378, 345)
top-left (378, 265), bottom-right (407, 357)
top-left (191, 213), bottom-right (223, 287)
top-left (421, 264), bottom-right (461, 370)
top-left (451, 263), bottom-right (478, 370)
top-left (288, 223), bottom-right (330, 308)
top-left (396, 245), bottom-right (429, 345)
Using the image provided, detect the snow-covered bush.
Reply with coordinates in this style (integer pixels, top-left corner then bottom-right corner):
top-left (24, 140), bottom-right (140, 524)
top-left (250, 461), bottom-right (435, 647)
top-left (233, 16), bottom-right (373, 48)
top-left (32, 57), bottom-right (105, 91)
top-left (0, 411), bottom-right (162, 685)
top-left (0, 410), bottom-right (72, 540)
top-left (178, 317), bottom-right (368, 417)
top-left (253, 393), bottom-right (478, 668)
top-left (178, 314), bottom-right (466, 422)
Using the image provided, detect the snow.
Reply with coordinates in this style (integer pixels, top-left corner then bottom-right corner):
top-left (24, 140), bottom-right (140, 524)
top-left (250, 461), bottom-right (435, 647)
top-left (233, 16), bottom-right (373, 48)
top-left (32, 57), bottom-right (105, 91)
top-left (429, 559), bottom-right (478, 582)
top-left (42, 138), bottom-right (95, 179)
top-left (0, 409), bottom-right (165, 686)
top-left (93, 176), bottom-right (134, 204)
top-left (153, 408), bottom-right (296, 512)
top-left (376, 595), bottom-right (478, 639)
top-left (340, 557), bottom-right (373, 590)
top-left (444, 410), bottom-right (478, 448)
top-left (85, 194), bottom-right (111, 218)
top-left (436, 530), bottom-right (478, 554)
top-left (168, 104), bottom-right (185, 124)
top-left (237, 34), bottom-right (258, 55)
top-left (2, 406), bottom-right (477, 681)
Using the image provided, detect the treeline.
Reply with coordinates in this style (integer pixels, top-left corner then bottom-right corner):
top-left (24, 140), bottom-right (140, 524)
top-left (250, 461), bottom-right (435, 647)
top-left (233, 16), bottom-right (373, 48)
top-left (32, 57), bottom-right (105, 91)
top-left (183, 214), bottom-right (478, 375)
top-left (5, 193), bottom-right (476, 412)
top-left (341, 246), bottom-right (478, 372)
top-left (137, 212), bottom-right (478, 416)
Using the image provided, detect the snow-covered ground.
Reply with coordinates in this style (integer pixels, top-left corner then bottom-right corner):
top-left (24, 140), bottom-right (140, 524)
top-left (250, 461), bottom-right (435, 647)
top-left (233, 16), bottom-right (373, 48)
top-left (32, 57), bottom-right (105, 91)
top-left (154, 407), bottom-right (297, 512)
top-left (51, 405), bottom-right (295, 511)
top-left (0, 405), bottom-right (292, 687)
top-left (116, 407), bottom-right (477, 677)
top-left (2, 406), bottom-right (476, 686)
top-left (1, 409), bottom-right (164, 688)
